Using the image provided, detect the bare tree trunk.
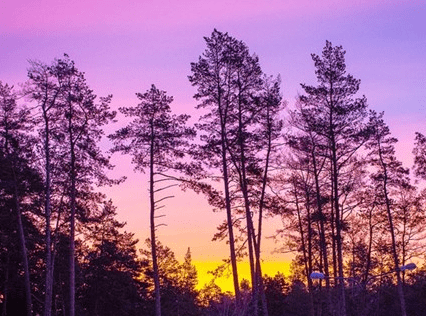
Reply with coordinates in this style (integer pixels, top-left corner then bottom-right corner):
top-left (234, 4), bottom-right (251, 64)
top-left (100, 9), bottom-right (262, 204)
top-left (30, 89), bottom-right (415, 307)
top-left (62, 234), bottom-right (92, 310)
top-left (66, 95), bottom-right (78, 316)
top-left (15, 195), bottom-right (33, 316)
top-left (43, 112), bottom-right (54, 316)
top-left (221, 141), bottom-right (241, 308)
top-left (401, 209), bottom-right (408, 285)
top-left (237, 139), bottom-right (258, 315)
top-left (254, 257), bottom-right (268, 316)
top-left (329, 165), bottom-right (338, 282)
top-left (69, 141), bottom-right (76, 316)
top-left (312, 150), bottom-right (332, 316)
top-left (306, 202), bottom-right (315, 316)
top-left (380, 156), bottom-right (407, 316)
top-left (256, 112), bottom-right (273, 316)
top-left (256, 189), bottom-right (268, 312)
top-left (311, 148), bottom-right (331, 290)
top-left (293, 178), bottom-right (315, 316)
top-left (217, 91), bottom-right (241, 308)
top-left (150, 126), bottom-right (162, 316)
top-left (331, 145), bottom-right (346, 316)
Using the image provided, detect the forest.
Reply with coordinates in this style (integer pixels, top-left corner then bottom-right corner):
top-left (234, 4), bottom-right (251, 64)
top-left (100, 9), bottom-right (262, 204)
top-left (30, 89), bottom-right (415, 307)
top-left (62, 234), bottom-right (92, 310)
top-left (1, 29), bottom-right (426, 316)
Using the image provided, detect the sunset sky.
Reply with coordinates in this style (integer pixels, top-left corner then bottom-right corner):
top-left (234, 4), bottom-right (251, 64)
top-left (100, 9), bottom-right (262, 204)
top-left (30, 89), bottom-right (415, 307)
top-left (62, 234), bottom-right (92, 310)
top-left (1, 0), bottom-right (424, 290)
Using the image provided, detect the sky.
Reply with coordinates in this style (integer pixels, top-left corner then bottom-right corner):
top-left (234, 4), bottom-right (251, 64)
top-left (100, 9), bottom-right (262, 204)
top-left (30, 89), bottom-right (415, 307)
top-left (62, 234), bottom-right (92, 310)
top-left (1, 0), bottom-right (425, 290)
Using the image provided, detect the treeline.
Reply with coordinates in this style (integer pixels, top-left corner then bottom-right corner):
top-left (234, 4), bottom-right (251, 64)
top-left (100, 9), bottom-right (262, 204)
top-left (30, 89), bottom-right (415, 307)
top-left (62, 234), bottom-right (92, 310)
top-left (1, 29), bottom-right (426, 316)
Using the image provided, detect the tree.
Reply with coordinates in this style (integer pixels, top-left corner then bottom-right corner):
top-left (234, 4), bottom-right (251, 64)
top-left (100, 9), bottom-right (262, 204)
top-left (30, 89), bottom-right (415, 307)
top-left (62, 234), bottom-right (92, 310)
top-left (140, 241), bottom-right (200, 316)
top-left (26, 60), bottom-right (63, 316)
top-left (225, 37), bottom-right (263, 307)
top-left (263, 273), bottom-right (289, 316)
top-left (365, 110), bottom-right (411, 316)
top-left (79, 200), bottom-right (147, 316)
top-left (177, 248), bottom-right (200, 316)
top-left (50, 55), bottom-right (116, 316)
top-left (0, 81), bottom-right (44, 316)
top-left (109, 84), bottom-right (196, 316)
top-left (189, 31), bottom-right (282, 315)
top-left (189, 29), bottom-right (242, 307)
top-left (26, 55), bottom-right (117, 316)
top-left (297, 41), bottom-right (370, 316)
top-left (287, 98), bottom-right (331, 289)
top-left (392, 187), bottom-right (426, 276)
top-left (179, 248), bottom-right (198, 295)
top-left (252, 76), bottom-right (284, 316)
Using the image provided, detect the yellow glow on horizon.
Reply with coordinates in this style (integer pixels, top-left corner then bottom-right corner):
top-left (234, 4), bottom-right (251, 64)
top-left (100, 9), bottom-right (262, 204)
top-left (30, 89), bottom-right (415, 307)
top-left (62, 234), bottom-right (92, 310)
top-left (193, 260), bottom-right (292, 292)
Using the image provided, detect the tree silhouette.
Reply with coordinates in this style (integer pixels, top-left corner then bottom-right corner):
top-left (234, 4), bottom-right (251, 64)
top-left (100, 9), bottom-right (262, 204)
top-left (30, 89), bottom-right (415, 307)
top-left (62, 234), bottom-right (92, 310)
top-left (298, 41), bottom-right (370, 316)
top-left (366, 110), bottom-right (411, 316)
top-left (189, 30), bottom-right (243, 307)
top-left (79, 200), bottom-right (145, 316)
top-left (140, 241), bottom-right (200, 316)
top-left (109, 84), bottom-right (195, 316)
top-left (26, 60), bottom-right (63, 316)
top-left (189, 31), bottom-right (282, 314)
top-left (26, 55), bottom-right (117, 316)
top-left (0, 81), bottom-right (43, 316)
top-left (50, 55), bottom-right (116, 316)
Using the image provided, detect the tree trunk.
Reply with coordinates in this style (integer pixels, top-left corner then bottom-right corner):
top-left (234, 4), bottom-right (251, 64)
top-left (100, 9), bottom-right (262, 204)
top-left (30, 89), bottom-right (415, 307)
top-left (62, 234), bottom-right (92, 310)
top-left (311, 147), bottom-right (331, 290)
top-left (221, 139), bottom-right (241, 308)
top-left (293, 179), bottom-right (315, 316)
top-left (15, 193), bottom-right (33, 316)
top-left (69, 142), bottom-right (76, 316)
top-left (217, 95), bottom-right (241, 308)
top-left (312, 149), bottom-right (332, 316)
top-left (235, 111), bottom-right (257, 315)
top-left (150, 125), bottom-right (162, 316)
top-left (68, 98), bottom-right (77, 316)
top-left (329, 166), bottom-right (338, 282)
top-left (256, 108), bottom-right (273, 316)
top-left (379, 150), bottom-right (407, 316)
top-left (43, 112), bottom-right (54, 316)
top-left (331, 142), bottom-right (346, 316)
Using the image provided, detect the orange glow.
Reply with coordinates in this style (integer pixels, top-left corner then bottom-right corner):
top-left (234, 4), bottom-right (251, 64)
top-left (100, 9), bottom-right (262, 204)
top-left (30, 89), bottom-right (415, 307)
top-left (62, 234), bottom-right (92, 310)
top-left (193, 260), bottom-right (292, 292)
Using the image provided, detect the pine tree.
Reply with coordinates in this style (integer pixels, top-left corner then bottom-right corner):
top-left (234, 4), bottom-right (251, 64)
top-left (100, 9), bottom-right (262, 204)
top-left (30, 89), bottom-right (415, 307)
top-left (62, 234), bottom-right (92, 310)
top-left (365, 110), bottom-right (411, 316)
top-left (298, 41), bottom-right (370, 316)
top-left (26, 55), bottom-right (117, 316)
top-left (50, 55), bottom-right (116, 316)
top-left (80, 200), bottom-right (145, 316)
top-left (109, 84), bottom-right (195, 316)
top-left (189, 30), bottom-right (242, 307)
top-left (26, 60), bottom-right (63, 316)
top-left (0, 81), bottom-right (43, 316)
top-left (189, 31), bottom-right (281, 314)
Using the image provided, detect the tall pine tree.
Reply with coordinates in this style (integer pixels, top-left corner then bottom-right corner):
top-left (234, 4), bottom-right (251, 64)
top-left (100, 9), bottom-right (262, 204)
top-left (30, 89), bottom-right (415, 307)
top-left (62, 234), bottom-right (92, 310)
top-left (109, 84), bottom-right (195, 316)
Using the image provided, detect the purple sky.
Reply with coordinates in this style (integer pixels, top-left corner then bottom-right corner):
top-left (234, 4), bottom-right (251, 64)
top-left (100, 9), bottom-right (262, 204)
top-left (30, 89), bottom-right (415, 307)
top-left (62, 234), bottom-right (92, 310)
top-left (1, 0), bottom-right (425, 261)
